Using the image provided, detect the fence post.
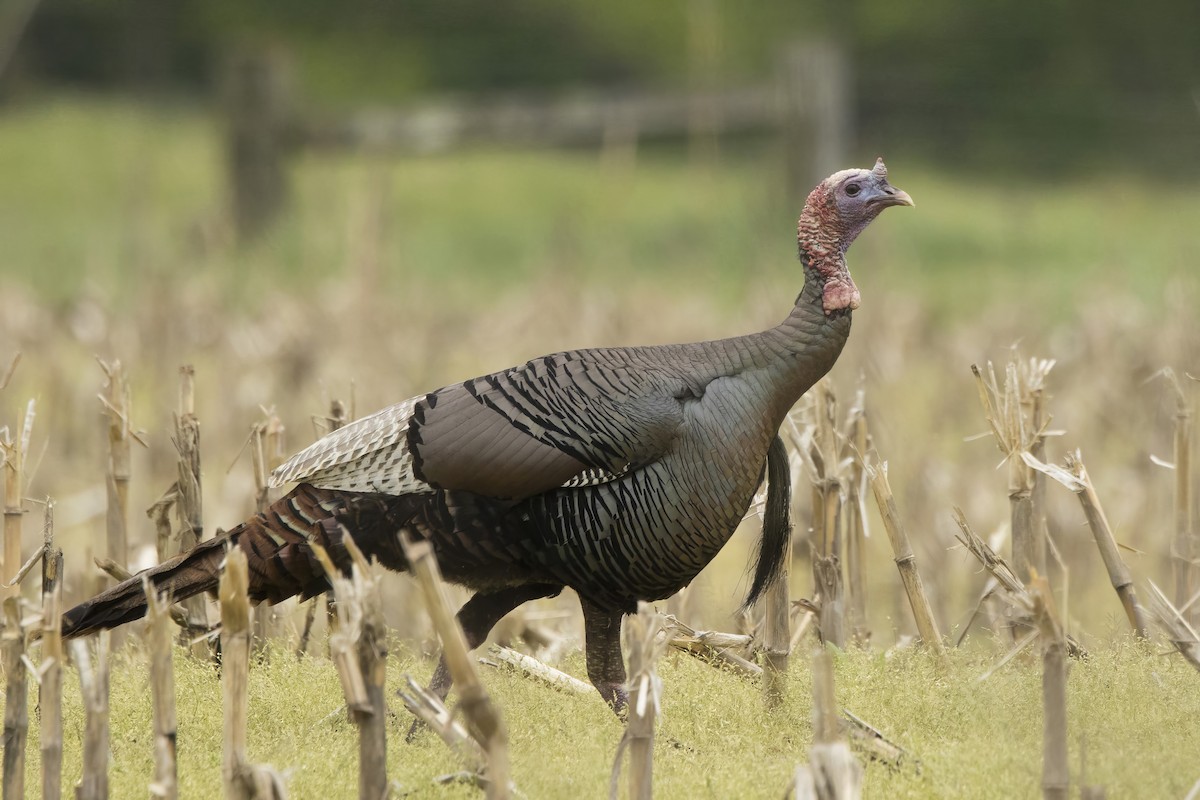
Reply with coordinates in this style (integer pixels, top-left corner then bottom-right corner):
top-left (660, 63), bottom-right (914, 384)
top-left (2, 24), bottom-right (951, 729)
top-left (224, 47), bottom-right (292, 243)
top-left (778, 41), bottom-right (852, 200)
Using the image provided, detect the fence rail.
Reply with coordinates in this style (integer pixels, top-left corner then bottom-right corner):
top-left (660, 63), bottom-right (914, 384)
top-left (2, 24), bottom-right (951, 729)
top-left (225, 41), bottom-right (851, 241)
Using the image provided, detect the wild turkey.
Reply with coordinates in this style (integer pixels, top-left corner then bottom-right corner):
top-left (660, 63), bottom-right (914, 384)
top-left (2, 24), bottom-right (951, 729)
top-left (62, 158), bottom-right (912, 710)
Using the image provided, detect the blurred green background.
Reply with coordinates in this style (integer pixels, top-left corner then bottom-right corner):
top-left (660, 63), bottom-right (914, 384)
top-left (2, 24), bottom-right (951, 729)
top-left (8, 0), bottom-right (1200, 168)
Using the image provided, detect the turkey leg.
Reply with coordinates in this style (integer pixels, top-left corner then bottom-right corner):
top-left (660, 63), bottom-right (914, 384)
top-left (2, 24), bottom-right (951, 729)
top-left (581, 597), bottom-right (628, 713)
top-left (406, 582), bottom-right (561, 740)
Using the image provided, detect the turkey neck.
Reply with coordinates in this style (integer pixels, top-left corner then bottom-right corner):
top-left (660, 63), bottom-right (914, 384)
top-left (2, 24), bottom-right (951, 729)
top-left (725, 261), bottom-right (852, 420)
top-left (686, 262), bottom-right (850, 431)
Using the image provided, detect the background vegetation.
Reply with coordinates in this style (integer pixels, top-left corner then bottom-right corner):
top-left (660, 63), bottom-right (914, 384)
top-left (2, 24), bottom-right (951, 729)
top-left (11, 1), bottom-right (1200, 169)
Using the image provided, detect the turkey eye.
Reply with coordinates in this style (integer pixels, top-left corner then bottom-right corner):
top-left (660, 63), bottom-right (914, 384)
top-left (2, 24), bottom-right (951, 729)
top-left (845, 183), bottom-right (861, 196)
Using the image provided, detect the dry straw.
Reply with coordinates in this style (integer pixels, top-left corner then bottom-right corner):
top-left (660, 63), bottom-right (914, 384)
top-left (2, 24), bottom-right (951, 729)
top-left (781, 380), bottom-right (874, 651)
top-left (298, 400), bottom-right (341, 658)
top-left (41, 497), bottom-right (62, 604)
top-left (807, 382), bottom-right (847, 648)
top-left (249, 407), bottom-right (286, 646)
top-left (843, 389), bottom-right (870, 645)
top-left (399, 675), bottom-right (485, 771)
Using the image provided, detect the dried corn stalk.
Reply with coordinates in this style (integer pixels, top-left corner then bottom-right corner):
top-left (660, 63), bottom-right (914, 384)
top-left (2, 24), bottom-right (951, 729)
top-left (971, 357), bottom-right (1056, 583)
top-left (1, 399), bottom-right (34, 599)
top-left (868, 458), bottom-right (945, 660)
top-left (1024, 450), bottom-right (1149, 638)
top-left (1144, 580), bottom-right (1200, 673)
top-left (952, 507), bottom-right (1087, 659)
top-left (609, 603), bottom-right (668, 800)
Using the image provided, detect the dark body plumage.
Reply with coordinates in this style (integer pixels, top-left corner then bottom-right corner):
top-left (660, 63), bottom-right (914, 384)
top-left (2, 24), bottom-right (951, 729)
top-left (63, 160), bottom-right (912, 709)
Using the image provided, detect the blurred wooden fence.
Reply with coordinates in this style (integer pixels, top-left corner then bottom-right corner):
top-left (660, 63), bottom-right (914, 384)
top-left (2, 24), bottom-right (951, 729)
top-left (224, 40), bottom-right (851, 241)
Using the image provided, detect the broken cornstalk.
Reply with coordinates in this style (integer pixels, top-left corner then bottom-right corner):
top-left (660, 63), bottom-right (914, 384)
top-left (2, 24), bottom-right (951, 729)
top-left (868, 458), bottom-right (945, 660)
top-left (221, 549), bottom-right (253, 800)
top-left (249, 407), bottom-right (286, 647)
top-left (809, 383), bottom-right (846, 648)
top-left (219, 548), bottom-right (286, 800)
top-left (2, 597), bottom-right (28, 800)
top-left (71, 632), bottom-right (111, 800)
top-left (1161, 370), bottom-right (1196, 620)
top-left (610, 603), bottom-right (668, 800)
top-left (972, 358), bottom-right (1055, 582)
top-left (1026, 450), bottom-right (1149, 638)
top-left (98, 359), bottom-right (132, 580)
top-left (144, 579), bottom-right (178, 800)
top-left (309, 531), bottom-right (389, 800)
top-left (2, 398), bottom-right (33, 599)
top-left (844, 391), bottom-right (870, 645)
top-left (174, 366), bottom-right (209, 643)
top-left (1144, 580), bottom-right (1200, 673)
top-left (808, 647), bottom-right (863, 799)
top-left (952, 507), bottom-right (1087, 658)
top-left (41, 497), bottom-right (62, 604)
top-left (485, 644), bottom-right (597, 695)
top-left (398, 675), bottom-right (485, 770)
top-left (40, 580), bottom-right (63, 800)
top-left (665, 617), bottom-right (761, 678)
top-left (404, 536), bottom-right (510, 799)
top-left (1029, 577), bottom-right (1069, 800)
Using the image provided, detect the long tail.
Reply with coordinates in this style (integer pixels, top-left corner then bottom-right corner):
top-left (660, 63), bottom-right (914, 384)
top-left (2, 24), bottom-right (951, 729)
top-left (61, 534), bottom-right (231, 637)
top-left (61, 484), bottom-right (411, 638)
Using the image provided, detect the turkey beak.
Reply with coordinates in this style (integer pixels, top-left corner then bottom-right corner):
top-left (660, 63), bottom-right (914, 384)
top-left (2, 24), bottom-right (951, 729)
top-left (875, 184), bottom-right (915, 209)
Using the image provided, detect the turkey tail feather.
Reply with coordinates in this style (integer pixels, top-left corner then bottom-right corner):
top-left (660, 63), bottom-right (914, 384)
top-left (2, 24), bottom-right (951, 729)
top-left (60, 484), bottom-right (405, 639)
top-left (61, 535), bottom-right (230, 637)
top-left (741, 435), bottom-right (792, 611)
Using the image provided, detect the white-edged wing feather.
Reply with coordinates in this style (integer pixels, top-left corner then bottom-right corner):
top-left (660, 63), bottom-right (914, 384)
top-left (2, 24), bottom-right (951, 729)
top-left (269, 395), bottom-right (434, 495)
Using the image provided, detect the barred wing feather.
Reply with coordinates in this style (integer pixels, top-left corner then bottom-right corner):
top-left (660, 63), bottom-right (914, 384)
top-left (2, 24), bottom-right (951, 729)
top-left (269, 395), bottom-right (432, 495)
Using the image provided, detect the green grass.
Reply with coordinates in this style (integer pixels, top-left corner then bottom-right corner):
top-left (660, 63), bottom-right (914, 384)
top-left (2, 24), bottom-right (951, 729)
top-left (13, 639), bottom-right (1198, 799)
top-left (2, 97), bottom-right (1198, 319)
